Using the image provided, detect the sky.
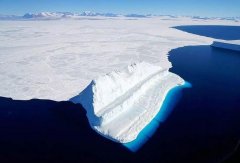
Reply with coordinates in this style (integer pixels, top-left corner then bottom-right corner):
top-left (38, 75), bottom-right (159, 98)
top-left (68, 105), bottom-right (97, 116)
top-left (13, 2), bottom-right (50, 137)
top-left (0, 0), bottom-right (239, 17)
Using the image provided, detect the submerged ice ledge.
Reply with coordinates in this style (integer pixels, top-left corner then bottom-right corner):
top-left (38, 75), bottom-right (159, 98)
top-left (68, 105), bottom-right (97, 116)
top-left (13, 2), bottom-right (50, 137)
top-left (71, 62), bottom-right (184, 143)
top-left (124, 81), bottom-right (192, 152)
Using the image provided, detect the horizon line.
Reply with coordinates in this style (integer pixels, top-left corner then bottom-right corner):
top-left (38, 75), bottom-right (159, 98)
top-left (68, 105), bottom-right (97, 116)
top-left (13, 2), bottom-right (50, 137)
top-left (0, 11), bottom-right (239, 18)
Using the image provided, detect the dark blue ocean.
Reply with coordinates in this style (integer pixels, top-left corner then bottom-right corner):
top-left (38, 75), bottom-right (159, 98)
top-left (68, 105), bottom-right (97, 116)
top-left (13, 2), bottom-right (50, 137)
top-left (0, 25), bottom-right (240, 162)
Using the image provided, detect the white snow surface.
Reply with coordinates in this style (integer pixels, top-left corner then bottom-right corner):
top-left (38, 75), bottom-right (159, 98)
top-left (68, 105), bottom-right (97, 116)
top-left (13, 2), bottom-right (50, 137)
top-left (0, 17), bottom-right (239, 101)
top-left (71, 61), bottom-right (184, 143)
top-left (211, 40), bottom-right (240, 51)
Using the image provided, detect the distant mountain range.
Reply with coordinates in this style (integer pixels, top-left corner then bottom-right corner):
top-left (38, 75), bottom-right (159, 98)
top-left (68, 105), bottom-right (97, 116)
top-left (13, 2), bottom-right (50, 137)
top-left (0, 12), bottom-right (239, 21)
top-left (0, 12), bottom-right (150, 20)
top-left (22, 11), bottom-right (121, 19)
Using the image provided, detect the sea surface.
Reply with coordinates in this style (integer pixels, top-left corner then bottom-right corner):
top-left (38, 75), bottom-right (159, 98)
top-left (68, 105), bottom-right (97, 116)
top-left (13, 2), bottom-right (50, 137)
top-left (173, 25), bottom-right (240, 40)
top-left (168, 45), bottom-right (240, 162)
top-left (0, 25), bottom-right (240, 162)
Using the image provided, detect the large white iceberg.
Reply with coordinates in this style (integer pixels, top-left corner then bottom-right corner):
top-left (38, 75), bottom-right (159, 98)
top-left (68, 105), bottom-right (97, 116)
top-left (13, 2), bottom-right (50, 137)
top-left (71, 62), bottom-right (184, 143)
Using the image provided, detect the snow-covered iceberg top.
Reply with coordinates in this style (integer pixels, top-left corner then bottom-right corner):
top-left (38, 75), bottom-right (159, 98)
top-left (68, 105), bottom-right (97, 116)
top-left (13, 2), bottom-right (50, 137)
top-left (211, 40), bottom-right (240, 52)
top-left (71, 62), bottom-right (184, 143)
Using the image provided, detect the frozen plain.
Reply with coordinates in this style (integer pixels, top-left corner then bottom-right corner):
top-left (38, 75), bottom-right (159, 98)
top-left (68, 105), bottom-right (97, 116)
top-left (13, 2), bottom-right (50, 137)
top-left (1, 16), bottom-right (239, 101)
top-left (0, 15), bottom-right (239, 143)
top-left (0, 17), bottom-right (239, 101)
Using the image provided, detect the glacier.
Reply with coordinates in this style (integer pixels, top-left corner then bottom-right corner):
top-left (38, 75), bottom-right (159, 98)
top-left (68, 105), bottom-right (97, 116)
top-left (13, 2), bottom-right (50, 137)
top-left (71, 62), bottom-right (184, 143)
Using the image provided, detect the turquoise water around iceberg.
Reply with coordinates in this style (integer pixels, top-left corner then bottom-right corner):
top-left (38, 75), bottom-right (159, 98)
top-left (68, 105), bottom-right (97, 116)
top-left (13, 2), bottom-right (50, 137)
top-left (123, 81), bottom-right (192, 152)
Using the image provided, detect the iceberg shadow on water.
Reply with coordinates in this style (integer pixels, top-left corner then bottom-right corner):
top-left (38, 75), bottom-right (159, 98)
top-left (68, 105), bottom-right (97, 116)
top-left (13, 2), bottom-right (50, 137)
top-left (123, 81), bottom-right (192, 152)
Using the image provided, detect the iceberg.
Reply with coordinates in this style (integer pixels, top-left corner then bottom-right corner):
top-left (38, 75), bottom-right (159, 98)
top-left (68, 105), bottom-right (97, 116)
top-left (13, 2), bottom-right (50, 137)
top-left (211, 40), bottom-right (240, 52)
top-left (71, 62), bottom-right (184, 143)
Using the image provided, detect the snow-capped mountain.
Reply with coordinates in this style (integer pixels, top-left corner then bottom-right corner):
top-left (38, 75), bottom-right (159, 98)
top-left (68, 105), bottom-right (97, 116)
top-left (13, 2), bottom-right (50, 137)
top-left (21, 11), bottom-right (120, 19)
top-left (0, 11), bottom-right (150, 20)
top-left (23, 12), bottom-right (62, 19)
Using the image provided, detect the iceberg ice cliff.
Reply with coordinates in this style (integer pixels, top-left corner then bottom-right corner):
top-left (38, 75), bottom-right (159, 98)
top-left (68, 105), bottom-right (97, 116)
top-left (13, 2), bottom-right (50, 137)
top-left (211, 40), bottom-right (240, 52)
top-left (71, 62), bottom-right (184, 143)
